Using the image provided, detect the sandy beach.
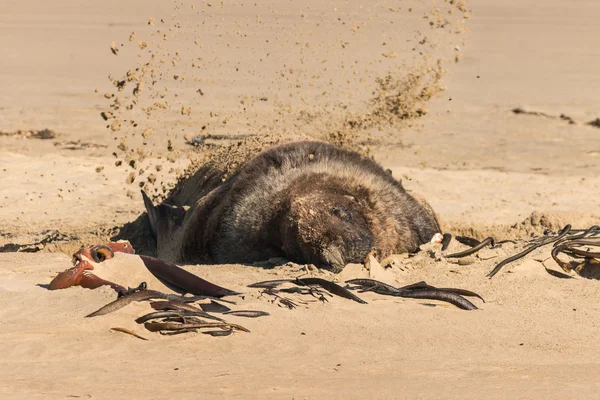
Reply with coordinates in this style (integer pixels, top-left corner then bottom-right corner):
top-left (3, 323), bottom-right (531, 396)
top-left (1, 0), bottom-right (600, 398)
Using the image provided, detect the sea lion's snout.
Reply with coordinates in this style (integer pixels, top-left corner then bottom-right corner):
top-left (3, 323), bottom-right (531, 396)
top-left (320, 245), bottom-right (345, 272)
top-left (310, 226), bottom-right (374, 272)
top-left (282, 191), bottom-right (375, 272)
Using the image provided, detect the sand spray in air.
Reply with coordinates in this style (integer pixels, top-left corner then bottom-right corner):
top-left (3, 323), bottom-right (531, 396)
top-left (99, 0), bottom-right (470, 199)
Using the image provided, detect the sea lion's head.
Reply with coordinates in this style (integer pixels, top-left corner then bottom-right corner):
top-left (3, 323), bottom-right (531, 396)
top-left (281, 190), bottom-right (374, 272)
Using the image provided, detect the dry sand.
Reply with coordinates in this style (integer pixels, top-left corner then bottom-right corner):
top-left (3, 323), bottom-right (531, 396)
top-left (2, 0), bottom-right (600, 398)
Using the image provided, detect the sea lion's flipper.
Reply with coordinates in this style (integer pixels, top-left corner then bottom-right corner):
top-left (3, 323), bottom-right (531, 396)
top-left (142, 190), bottom-right (159, 239)
top-left (142, 190), bottom-right (187, 242)
top-left (139, 255), bottom-right (240, 297)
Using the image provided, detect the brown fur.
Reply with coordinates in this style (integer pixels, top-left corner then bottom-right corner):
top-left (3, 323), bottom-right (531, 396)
top-left (144, 141), bottom-right (441, 272)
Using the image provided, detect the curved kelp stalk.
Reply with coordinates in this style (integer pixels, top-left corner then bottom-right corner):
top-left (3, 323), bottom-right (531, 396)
top-left (48, 241), bottom-right (238, 299)
top-left (48, 241), bottom-right (135, 293)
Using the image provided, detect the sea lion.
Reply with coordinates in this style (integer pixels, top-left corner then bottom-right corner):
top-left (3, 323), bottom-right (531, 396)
top-left (144, 140), bottom-right (441, 272)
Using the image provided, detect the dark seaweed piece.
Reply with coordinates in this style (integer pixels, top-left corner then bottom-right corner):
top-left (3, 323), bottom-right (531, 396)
top-left (248, 278), bottom-right (366, 304)
top-left (144, 321), bottom-right (249, 333)
top-left (435, 288), bottom-right (485, 303)
top-left (160, 328), bottom-right (198, 336)
top-left (199, 300), bottom-right (232, 313)
top-left (544, 268), bottom-right (574, 279)
top-left (555, 226), bottom-right (600, 245)
top-left (488, 224), bottom-right (571, 278)
top-left (396, 281), bottom-right (430, 290)
top-left (135, 311), bottom-right (214, 324)
top-left (117, 282), bottom-right (147, 298)
top-left (294, 277), bottom-right (367, 304)
top-left (140, 255), bottom-right (240, 297)
top-left (345, 278), bottom-right (399, 294)
top-left (148, 301), bottom-right (225, 322)
top-left (441, 233), bottom-right (453, 251)
top-left (551, 239), bottom-right (600, 272)
top-left (270, 290), bottom-right (299, 309)
top-left (345, 279), bottom-right (481, 310)
top-left (395, 289), bottom-right (478, 310)
top-left (85, 290), bottom-right (211, 318)
top-left (0, 230), bottom-right (60, 253)
top-left (223, 310), bottom-right (270, 318)
top-left (454, 236), bottom-right (482, 248)
top-left (247, 279), bottom-right (294, 288)
top-left (203, 328), bottom-right (233, 337)
top-left (445, 237), bottom-right (495, 258)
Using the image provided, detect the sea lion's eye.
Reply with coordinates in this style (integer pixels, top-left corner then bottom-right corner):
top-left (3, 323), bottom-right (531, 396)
top-left (331, 207), bottom-right (352, 221)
